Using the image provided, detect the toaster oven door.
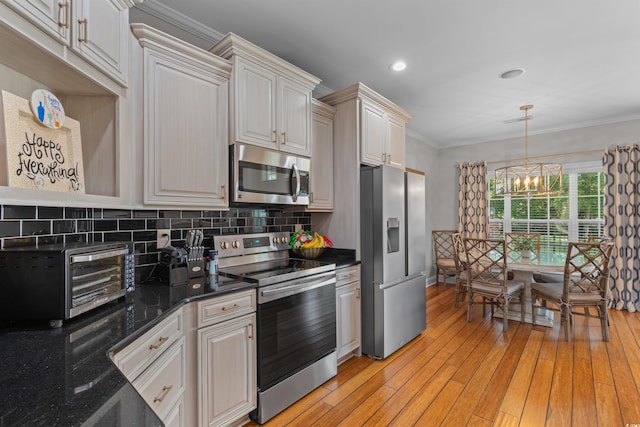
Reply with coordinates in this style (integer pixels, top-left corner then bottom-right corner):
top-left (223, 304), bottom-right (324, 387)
top-left (68, 247), bottom-right (129, 318)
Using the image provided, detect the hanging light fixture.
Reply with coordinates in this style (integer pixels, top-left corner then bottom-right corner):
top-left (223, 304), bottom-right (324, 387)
top-left (494, 105), bottom-right (563, 196)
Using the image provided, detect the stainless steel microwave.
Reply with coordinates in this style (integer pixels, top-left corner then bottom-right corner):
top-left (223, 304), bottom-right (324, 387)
top-left (231, 143), bottom-right (310, 205)
top-left (0, 241), bottom-right (134, 327)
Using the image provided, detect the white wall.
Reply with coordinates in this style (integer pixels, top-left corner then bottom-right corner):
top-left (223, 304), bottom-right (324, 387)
top-left (432, 119), bottom-right (640, 231)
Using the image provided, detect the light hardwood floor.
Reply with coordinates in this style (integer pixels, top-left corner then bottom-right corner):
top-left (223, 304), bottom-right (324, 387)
top-left (246, 284), bottom-right (640, 426)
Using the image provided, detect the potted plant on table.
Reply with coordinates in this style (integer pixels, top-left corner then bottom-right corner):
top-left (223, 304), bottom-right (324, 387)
top-left (512, 236), bottom-right (536, 258)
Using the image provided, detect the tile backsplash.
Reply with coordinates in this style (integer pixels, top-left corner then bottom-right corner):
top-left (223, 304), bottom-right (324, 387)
top-left (0, 204), bottom-right (311, 282)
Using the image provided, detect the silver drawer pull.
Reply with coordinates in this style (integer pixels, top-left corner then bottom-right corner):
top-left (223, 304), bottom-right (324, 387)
top-left (153, 385), bottom-right (173, 403)
top-left (149, 336), bottom-right (168, 350)
top-left (221, 303), bottom-right (239, 311)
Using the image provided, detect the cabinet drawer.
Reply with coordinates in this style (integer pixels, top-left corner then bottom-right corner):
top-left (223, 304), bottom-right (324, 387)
top-left (113, 309), bottom-right (183, 380)
top-left (133, 337), bottom-right (186, 422)
top-left (336, 265), bottom-right (360, 286)
top-left (197, 289), bottom-right (256, 328)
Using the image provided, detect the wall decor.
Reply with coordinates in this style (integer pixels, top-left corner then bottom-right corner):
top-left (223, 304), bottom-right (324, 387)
top-left (0, 90), bottom-right (85, 193)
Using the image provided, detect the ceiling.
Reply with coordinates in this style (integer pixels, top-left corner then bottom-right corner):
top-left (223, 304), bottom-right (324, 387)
top-left (133, 0), bottom-right (640, 149)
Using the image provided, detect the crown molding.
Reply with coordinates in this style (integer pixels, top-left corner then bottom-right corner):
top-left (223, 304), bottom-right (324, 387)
top-left (134, 0), bottom-right (224, 45)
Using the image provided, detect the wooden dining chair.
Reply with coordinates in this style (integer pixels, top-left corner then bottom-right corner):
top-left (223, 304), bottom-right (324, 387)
top-left (530, 240), bottom-right (615, 341)
top-left (451, 233), bottom-right (469, 307)
top-left (463, 238), bottom-right (525, 332)
top-left (432, 230), bottom-right (457, 288)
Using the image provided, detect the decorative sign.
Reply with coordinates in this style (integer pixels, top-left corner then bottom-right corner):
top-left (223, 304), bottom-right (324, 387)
top-left (0, 90), bottom-right (85, 193)
top-left (30, 89), bottom-right (65, 129)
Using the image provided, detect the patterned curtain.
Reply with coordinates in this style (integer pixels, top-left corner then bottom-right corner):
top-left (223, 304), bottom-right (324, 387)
top-left (458, 161), bottom-right (488, 239)
top-left (603, 144), bottom-right (640, 312)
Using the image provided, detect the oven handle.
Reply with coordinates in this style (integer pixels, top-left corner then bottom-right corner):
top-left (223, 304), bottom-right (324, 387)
top-left (259, 272), bottom-right (335, 301)
top-left (70, 248), bottom-right (129, 263)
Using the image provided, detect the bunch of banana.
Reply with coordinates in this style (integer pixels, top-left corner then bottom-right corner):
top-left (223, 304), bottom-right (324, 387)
top-left (301, 231), bottom-right (325, 248)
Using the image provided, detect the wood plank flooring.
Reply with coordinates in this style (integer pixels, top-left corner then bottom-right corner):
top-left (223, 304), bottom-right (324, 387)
top-left (246, 284), bottom-right (640, 426)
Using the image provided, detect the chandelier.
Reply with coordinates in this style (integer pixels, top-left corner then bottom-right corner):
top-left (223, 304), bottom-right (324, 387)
top-left (494, 105), bottom-right (562, 197)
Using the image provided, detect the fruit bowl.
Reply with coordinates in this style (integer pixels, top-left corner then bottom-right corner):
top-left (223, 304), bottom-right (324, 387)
top-left (292, 247), bottom-right (326, 260)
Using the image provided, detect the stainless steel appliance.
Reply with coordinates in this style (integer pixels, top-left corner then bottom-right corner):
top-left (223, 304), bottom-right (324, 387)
top-left (360, 165), bottom-right (427, 359)
top-left (214, 232), bottom-right (337, 424)
top-left (0, 241), bottom-right (134, 327)
top-left (231, 143), bottom-right (311, 205)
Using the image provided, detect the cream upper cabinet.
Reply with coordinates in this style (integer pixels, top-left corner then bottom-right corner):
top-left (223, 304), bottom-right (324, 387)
top-left (3, 0), bottom-right (134, 86)
top-left (131, 24), bottom-right (231, 208)
top-left (307, 99), bottom-right (336, 211)
top-left (209, 32), bottom-right (320, 157)
top-left (321, 83), bottom-right (411, 170)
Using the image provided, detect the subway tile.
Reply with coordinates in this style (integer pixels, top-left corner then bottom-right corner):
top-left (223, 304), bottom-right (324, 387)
top-left (136, 253), bottom-right (159, 265)
top-left (103, 232), bottom-right (133, 242)
top-left (94, 220), bottom-right (118, 232)
top-left (148, 218), bottom-right (171, 229)
top-left (22, 220), bottom-right (51, 235)
top-left (221, 210), bottom-right (237, 218)
top-left (53, 220), bottom-right (76, 234)
top-left (171, 219), bottom-right (192, 229)
top-left (4, 205), bottom-right (36, 219)
top-left (0, 221), bottom-right (20, 238)
top-left (38, 206), bottom-right (64, 219)
top-left (133, 210), bottom-right (158, 218)
top-left (212, 218), bottom-right (230, 228)
top-left (274, 218), bottom-right (287, 226)
top-left (91, 233), bottom-right (104, 242)
top-left (182, 210), bottom-right (202, 218)
top-left (103, 209), bottom-right (132, 219)
top-left (133, 231), bottom-right (156, 242)
top-left (119, 219), bottom-right (146, 231)
top-left (3, 237), bottom-right (37, 248)
top-left (65, 207), bottom-right (89, 219)
top-left (159, 210), bottom-right (180, 218)
top-left (64, 234), bottom-right (87, 244)
top-left (134, 242), bottom-right (146, 254)
top-left (93, 208), bottom-right (103, 219)
top-left (77, 220), bottom-right (93, 232)
top-left (202, 210), bottom-right (222, 218)
top-left (194, 218), bottom-right (212, 228)
top-left (38, 235), bottom-right (64, 245)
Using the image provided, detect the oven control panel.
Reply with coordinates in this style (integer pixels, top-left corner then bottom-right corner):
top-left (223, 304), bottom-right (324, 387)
top-left (213, 232), bottom-right (291, 257)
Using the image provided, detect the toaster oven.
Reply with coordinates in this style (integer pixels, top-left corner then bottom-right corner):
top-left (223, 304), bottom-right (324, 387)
top-left (0, 241), bottom-right (134, 327)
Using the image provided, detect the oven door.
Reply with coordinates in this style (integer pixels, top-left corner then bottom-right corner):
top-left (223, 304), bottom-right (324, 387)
top-left (256, 271), bottom-right (336, 390)
top-left (231, 143), bottom-right (310, 205)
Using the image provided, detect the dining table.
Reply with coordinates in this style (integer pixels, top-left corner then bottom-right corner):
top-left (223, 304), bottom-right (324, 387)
top-left (494, 251), bottom-right (567, 327)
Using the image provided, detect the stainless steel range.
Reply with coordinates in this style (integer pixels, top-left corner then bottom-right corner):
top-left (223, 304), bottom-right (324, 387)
top-left (213, 232), bottom-right (337, 424)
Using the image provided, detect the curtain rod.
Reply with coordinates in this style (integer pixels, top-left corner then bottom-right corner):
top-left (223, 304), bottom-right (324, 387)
top-left (486, 148), bottom-right (603, 165)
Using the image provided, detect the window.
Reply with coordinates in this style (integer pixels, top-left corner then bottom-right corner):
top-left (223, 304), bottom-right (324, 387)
top-left (488, 162), bottom-right (604, 254)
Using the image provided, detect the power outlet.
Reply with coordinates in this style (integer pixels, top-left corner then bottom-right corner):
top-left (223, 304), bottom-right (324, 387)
top-left (157, 229), bottom-right (171, 249)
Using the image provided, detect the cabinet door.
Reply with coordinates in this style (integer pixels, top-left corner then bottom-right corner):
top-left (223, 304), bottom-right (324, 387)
top-left (360, 101), bottom-right (387, 166)
top-left (278, 76), bottom-right (312, 156)
top-left (387, 114), bottom-right (406, 169)
top-left (198, 313), bottom-right (256, 427)
top-left (336, 281), bottom-right (361, 361)
top-left (143, 48), bottom-right (229, 207)
top-left (72, 0), bottom-right (129, 86)
top-left (308, 109), bottom-right (334, 210)
top-left (3, 0), bottom-right (70, 44)
top-left (235, 58), bottom-right (278, 149)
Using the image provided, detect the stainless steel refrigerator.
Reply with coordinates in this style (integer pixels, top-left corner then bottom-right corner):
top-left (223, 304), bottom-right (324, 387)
top-left (360, 165), bottom-right (427, 359)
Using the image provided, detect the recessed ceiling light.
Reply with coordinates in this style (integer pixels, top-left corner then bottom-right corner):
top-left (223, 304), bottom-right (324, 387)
top-left (500, 68), bottom-right (526, 79)
top-left (390, 61), bottom-right (407, 72)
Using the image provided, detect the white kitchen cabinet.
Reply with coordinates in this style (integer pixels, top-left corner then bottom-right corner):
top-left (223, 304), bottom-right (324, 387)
top-left (0, 1), bottom-right (136, 207)
top-left (112, 308), bottom-right (188, 427)
top-left (197, 289), bottom-right (256, 427)
top-left (3, 0), bottom-right (133, 86)
top-left (131, 24), bottom-right (231, 208)
top-left (209, 32), bottom-right (320, 157)
top-left (336, 265), bottom-right (361, 363)
top-left (307, 99), bottom-right (336, 211)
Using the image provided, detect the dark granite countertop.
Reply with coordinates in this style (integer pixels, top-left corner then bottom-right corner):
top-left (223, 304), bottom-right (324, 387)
top-left (0, 251), bottom-right (355, 427)
top-left (0, 276), bottom-right (257, 427)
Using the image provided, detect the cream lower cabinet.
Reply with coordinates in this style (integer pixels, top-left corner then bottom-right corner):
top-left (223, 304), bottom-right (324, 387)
top-left (336, 265), bottom-right (361, 363)
top-left (131, 24), bottom-right (231, 208)
top-left (197, 290), bottom-right (257, 427)
top-left (112, 308), bottom-right (188, 426)
top-left (307, 99), bottom-right (336, 211)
